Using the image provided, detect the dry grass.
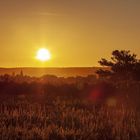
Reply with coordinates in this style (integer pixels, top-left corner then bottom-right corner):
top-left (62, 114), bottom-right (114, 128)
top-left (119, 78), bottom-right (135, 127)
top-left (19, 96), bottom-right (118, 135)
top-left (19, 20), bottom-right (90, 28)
top-left (0, 97), bottom-right (139, 140)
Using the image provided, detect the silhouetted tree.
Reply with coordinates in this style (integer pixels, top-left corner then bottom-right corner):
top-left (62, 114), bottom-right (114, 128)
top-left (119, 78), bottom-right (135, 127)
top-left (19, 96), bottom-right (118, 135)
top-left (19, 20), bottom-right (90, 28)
top-left (96, 50), bottom-right (140, 80)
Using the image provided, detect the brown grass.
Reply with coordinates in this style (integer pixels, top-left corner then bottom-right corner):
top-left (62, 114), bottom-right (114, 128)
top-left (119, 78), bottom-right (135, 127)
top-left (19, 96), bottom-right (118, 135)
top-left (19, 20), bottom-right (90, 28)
top-left (0, 98), bottom-right (139, 140)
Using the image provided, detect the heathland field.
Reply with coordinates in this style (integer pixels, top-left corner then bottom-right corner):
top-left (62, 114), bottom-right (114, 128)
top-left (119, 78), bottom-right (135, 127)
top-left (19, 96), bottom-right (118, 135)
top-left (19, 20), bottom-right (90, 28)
top-left (0, 97), bottom-right (139, 140)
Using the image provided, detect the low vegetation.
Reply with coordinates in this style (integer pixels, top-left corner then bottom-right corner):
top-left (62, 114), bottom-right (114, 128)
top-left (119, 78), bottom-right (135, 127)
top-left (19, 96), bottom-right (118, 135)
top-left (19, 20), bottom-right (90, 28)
top-left (0, 97), bottom-right (139, 140)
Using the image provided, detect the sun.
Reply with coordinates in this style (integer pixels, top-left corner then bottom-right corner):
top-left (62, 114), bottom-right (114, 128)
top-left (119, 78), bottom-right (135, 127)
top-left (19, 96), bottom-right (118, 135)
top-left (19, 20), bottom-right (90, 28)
top-left (36, 48), bottom-right (51, 62)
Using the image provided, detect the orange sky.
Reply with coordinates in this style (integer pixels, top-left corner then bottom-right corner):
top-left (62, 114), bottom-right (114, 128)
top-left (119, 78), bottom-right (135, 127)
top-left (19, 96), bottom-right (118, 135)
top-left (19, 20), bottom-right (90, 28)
top-left (0, 0), bottom-right (140, 67)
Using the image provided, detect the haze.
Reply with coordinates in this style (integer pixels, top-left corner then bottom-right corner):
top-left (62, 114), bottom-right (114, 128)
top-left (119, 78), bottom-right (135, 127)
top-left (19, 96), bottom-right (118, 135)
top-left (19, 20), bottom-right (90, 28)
top-left (0, 0), bottom-right (140, 67)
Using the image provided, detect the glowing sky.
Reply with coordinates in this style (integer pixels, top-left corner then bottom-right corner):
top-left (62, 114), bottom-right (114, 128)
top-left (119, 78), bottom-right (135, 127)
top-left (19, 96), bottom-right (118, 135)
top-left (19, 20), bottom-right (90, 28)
top-left (0, 0), bottom-right (140, 67)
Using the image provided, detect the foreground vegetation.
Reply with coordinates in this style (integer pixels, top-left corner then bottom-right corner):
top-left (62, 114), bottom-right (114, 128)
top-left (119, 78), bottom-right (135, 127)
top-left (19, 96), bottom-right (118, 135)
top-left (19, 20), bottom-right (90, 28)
top-left (0, 97), bottom-right (139, 140)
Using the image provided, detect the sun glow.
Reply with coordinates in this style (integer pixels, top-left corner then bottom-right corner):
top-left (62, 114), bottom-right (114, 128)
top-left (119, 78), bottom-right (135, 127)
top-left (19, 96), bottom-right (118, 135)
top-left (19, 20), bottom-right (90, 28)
top-left (36, 48), bottom-right (51, 62)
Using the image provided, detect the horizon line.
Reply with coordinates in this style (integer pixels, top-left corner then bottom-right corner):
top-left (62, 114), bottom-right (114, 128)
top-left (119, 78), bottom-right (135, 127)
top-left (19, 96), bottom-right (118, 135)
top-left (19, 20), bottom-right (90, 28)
top-left (0, 66), bottom-right (103, 69)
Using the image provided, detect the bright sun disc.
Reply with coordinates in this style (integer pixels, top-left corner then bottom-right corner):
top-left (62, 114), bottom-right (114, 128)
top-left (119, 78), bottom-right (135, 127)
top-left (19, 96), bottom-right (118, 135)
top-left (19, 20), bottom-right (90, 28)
top-left (36, 48), bottom-right (51, 62)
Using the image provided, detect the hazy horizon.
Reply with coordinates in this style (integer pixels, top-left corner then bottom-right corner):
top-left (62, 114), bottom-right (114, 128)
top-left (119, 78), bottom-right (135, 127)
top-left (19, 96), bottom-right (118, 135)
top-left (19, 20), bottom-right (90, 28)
top-left (0, 66), bottom-right (102, 68)
top-left (0, 67), bottom-right (101, 77)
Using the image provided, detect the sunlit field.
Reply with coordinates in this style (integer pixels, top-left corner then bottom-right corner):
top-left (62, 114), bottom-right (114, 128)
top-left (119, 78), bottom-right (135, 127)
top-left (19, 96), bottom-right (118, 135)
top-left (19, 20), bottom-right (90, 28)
top-left (1, 0), bottom-right (140, 139)
top-left (0, 97), bottom-right (139, 140)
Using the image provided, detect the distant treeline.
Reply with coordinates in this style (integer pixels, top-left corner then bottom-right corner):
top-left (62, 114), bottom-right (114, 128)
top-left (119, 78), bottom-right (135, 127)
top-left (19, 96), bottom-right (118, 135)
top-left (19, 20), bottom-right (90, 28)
top-left (0, 73), bottom-right (96, 95)
top-left (0, 72), bottom-right (139, 106)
